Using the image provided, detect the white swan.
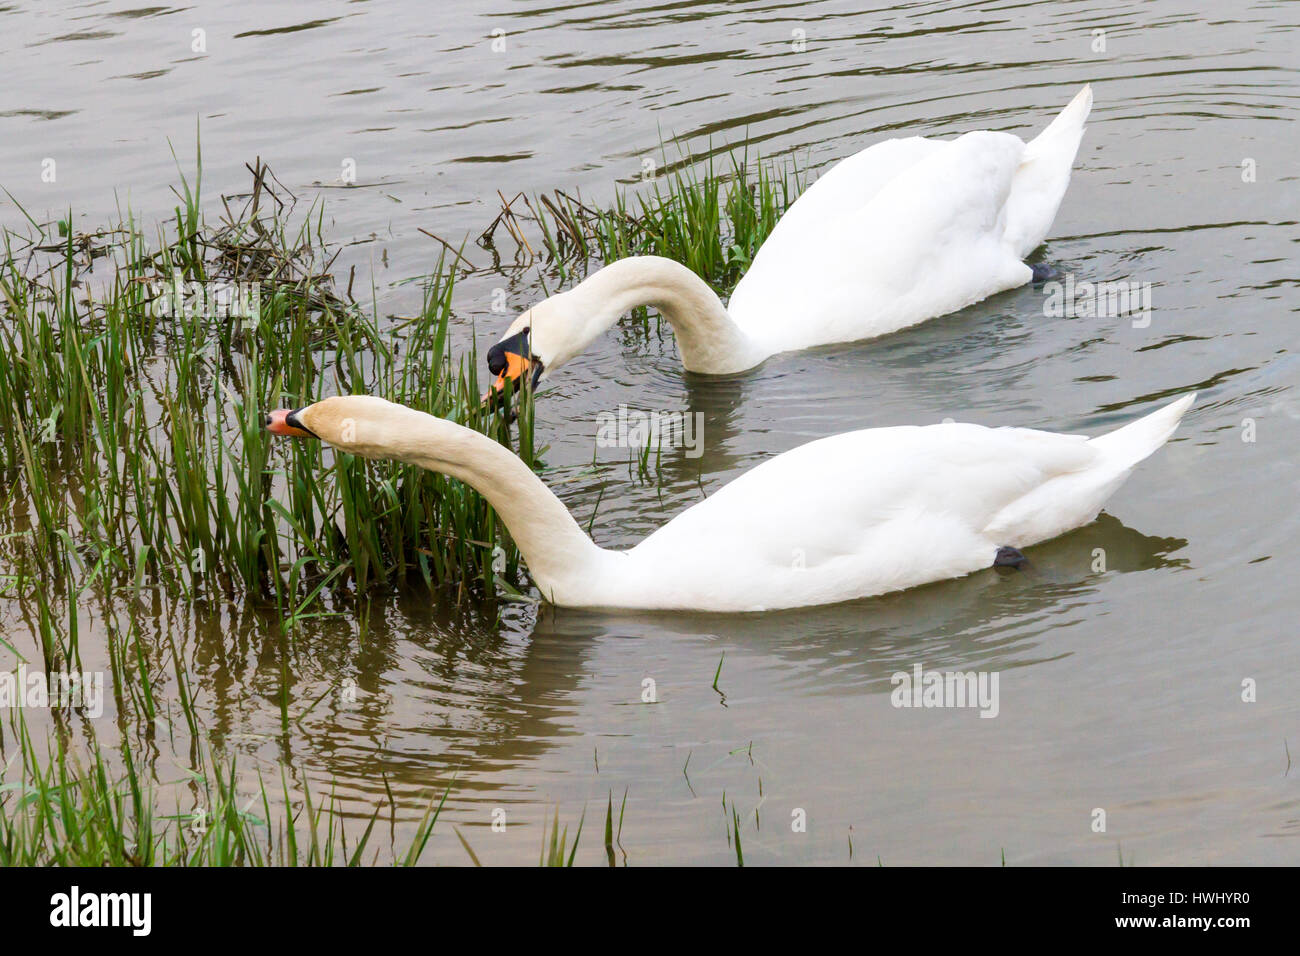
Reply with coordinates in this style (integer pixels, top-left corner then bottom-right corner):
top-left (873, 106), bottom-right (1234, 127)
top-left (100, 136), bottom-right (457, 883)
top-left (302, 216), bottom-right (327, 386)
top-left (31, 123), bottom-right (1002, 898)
top-left (486, 86), bottom-right (1094, 392)
top-left (266, 390), bottom-right (1192, 612)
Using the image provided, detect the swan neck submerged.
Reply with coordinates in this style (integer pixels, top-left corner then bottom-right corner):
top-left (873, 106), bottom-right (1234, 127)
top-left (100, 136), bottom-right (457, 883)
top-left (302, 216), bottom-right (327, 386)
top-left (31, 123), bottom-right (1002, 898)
top-left (572, 256), bottom-right (763, 373)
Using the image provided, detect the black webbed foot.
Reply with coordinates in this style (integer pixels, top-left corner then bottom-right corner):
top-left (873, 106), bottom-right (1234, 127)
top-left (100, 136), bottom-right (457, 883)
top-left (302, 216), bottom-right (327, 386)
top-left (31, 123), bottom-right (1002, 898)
top-left (993, 546), bottom-right (1029, 570)
top-left (1029, 262), bottom-right (1062, 285)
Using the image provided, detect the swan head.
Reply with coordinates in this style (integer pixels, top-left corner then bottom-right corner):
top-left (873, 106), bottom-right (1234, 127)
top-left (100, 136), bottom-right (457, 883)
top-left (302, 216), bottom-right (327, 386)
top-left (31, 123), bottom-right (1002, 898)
top-left (486, 289), bottom-right (603, 400)
top-left (265, 395), bottom-right (423, 460)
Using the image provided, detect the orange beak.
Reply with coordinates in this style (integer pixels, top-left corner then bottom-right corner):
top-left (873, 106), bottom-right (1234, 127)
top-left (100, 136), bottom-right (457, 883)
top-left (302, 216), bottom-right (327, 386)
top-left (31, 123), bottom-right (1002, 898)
top-left (265, 408), bottom-right (315, 438)
top-left (483, 351), bottom-right (533, 402)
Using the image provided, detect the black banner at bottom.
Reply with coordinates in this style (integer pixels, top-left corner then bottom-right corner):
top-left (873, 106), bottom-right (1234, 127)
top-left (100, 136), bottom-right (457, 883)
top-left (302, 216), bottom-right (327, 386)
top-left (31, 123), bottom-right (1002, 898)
top-left (0, 865), bottom-right (1280, 942)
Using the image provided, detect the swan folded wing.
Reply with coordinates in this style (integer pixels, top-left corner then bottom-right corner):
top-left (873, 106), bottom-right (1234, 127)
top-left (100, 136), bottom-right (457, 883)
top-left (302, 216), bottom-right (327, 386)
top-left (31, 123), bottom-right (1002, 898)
top-left (624, 424), bottom-right (1099, 605)
top-left (729, 132), bottom-right (1033, 351)
top-left (741, 136), bottom-right (944, 255)
top-left (881, 424), bottom-right (1098, 533)
top-left (982, 393), bottom-right (1192, 547)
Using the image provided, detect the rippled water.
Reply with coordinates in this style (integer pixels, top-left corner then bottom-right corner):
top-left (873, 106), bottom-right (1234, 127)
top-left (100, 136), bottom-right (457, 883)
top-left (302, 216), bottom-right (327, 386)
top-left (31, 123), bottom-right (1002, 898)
top-left (2, 0), bottom-right (1298, 863)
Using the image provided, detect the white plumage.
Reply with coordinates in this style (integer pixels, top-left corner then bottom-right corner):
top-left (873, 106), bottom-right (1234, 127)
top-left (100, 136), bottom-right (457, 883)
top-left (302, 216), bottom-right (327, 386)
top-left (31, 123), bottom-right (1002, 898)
top-left (285, 390), bottom-right (1192, 613)
top-left (497, 86), bottom-right (1094, 377)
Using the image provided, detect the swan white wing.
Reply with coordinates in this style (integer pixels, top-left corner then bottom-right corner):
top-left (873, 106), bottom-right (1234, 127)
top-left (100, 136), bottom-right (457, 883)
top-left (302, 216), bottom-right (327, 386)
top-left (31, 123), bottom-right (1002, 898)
top-left (728, 130), bottom-right (1033, 355)
top-left (573, 396), bottom-right (1191, 611)
top-left (618, 422), bottom-right (1099, 610)
top-left (743, 135), bottom-right (946, 250)
top-left (984, 391), bottom-right (1193, 543)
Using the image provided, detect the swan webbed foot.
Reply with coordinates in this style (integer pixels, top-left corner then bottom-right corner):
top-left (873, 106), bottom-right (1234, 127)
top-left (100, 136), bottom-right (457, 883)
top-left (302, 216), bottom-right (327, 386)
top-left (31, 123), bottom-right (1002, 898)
top-left (1029, 262), bottom-right (1062, 285)
top-left (993, 545), bottom-right (1029, 570)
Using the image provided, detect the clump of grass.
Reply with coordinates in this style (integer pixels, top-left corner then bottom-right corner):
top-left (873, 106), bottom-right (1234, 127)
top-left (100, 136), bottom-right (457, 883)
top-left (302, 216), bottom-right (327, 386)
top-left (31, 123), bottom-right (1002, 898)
top-left (0, 706), bottom-right (446, 866)
top-left (481, 144), bottom-right (805, 296)
top-left (539, 805), bottom-right (585, 866)
top-left (0, 142), bottom-right (560, 871)
top-left (0, 151), bottom-right (536, 619)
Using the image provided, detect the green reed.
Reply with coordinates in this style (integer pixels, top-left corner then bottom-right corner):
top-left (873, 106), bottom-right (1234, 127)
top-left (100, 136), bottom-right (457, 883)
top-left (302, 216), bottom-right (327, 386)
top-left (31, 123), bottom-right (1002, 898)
top-left (540, 804), bottom-right (585, 867)
top-left (0, 705), bottom-right (446, 867)
top-left (0, 145), bottom-right (558, 867)
top-left (507, 145), bottom-right (804, 295)
top-left (0, 158), bottom-right (535, 619)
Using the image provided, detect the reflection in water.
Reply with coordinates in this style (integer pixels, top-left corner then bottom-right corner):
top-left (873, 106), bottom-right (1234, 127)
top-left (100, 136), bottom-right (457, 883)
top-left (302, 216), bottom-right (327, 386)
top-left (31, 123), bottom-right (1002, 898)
top-left (108, 512), bottom-right (1184, 811)
top-left (527, 512), bottom-right (1190, 697)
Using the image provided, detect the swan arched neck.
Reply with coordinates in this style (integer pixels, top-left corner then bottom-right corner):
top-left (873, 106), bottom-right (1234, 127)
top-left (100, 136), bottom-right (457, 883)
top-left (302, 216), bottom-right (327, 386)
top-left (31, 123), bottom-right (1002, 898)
top-left (345, 404), bottom-right (614, 601)
top-left (565, 256), bottom-right (767, 374)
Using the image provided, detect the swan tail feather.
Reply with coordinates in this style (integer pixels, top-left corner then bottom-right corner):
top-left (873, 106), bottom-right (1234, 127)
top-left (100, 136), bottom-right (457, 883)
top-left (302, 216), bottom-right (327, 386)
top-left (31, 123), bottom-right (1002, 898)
top-left (1004, 84), bottom-right (1093, 259)
top-left (1088, 392), bottom-right (1195, 472)
top-left (1029, 83), bottom-right (1094, 154)
top-left (983, 393), bottom-right (1192, 548)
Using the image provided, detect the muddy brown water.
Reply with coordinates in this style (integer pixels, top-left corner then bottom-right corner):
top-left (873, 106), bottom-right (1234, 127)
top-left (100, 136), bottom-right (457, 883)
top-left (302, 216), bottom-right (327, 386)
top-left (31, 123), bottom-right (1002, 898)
top-left (1, 0), bottom-right (1297, 863)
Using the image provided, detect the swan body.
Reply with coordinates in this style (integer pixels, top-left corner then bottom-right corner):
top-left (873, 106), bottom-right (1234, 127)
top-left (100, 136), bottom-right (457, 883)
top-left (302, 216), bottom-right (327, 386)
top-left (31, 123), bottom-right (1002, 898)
top-left (488, 86), bottom-right (1094, 387)
top-left (271, 390), bottom-right (1192, 613)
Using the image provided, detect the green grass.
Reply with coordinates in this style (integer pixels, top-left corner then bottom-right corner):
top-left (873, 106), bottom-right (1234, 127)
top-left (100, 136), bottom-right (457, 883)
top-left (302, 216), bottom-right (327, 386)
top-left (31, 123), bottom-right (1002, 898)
top-left (0, 147), bottom-right (554, 866)
top-left (485, 143), bottom-right (804, 298)
top-left (0, 705), bottom-right (447, 867)
top-left (539, 805), bottom-right (585, 867)
top-left (0, 152), bottom-right (538, 640)
top-left (1, 139), bottom-right (804, 623)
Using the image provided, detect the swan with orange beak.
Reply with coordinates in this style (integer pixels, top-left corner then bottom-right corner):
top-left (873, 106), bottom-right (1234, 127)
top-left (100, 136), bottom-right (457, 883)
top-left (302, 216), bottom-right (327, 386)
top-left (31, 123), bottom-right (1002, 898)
top-left (487, 87), bottom-right (1096, 395)
top-left (483, 327), bottom-right (543, 406)
top-left (265, 407), bottom-right (319, 438)
top-left (262, 390), bottom-right (1194, 612)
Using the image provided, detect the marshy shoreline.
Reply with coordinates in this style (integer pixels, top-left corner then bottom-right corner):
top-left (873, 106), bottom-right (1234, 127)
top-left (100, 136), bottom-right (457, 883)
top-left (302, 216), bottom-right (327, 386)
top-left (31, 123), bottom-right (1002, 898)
top-left (0, 143), bottom-right (806, 865)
